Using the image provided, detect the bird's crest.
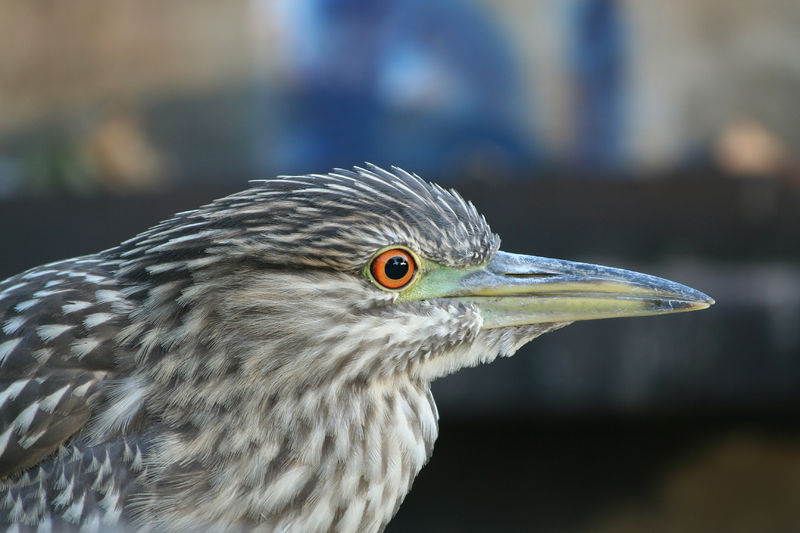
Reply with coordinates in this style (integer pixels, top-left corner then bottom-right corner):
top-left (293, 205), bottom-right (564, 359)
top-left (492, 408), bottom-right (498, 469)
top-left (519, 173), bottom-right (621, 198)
top-left (115, 165), bottom-right (499, 278)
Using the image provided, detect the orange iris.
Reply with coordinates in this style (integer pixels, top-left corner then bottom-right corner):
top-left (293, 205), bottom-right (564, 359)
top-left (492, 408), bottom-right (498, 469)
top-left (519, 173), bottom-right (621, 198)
top-left (370, 248), bottom-right (416, 289)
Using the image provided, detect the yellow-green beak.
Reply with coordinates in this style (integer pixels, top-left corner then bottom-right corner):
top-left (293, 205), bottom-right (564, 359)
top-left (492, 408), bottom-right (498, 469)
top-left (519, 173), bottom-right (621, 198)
top-left (410, 251), bottom-right (714, 329)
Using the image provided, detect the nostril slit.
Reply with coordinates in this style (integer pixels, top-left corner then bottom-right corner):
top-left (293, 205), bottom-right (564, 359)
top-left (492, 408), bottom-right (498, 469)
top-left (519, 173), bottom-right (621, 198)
top-left (503, 273), bottom-right (559, 279)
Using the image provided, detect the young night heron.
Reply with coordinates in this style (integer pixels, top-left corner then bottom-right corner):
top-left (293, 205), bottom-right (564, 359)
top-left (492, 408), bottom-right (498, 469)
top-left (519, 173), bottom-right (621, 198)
top-left (0, 165), bottom-right (712, 531)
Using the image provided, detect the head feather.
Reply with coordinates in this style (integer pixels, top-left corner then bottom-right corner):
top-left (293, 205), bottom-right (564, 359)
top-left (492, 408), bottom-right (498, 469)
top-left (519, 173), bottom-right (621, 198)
top-left (116, 165), bottom-right (499, 279)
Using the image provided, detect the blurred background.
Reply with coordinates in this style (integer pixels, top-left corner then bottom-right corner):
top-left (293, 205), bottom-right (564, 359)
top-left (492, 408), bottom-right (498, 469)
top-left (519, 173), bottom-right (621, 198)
top-left (1, 0), bottom-right (799, 531)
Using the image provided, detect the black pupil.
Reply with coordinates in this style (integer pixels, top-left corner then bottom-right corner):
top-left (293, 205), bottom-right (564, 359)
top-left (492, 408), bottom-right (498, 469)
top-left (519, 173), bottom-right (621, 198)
top-left (384, 256), bottom-right (409, 280)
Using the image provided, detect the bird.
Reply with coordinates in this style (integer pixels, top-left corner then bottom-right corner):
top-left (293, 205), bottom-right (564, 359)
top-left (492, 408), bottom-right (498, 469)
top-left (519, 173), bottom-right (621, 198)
top-left (0, 165), bottom-right (712, 532)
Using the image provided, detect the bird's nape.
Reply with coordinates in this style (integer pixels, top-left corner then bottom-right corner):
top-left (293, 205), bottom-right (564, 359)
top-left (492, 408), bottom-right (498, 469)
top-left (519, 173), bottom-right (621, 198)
top-left (0, 165), bottom-right (712, 532)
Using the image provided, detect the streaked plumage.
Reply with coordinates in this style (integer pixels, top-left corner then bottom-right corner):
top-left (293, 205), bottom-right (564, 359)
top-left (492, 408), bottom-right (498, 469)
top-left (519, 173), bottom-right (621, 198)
top-left (0, 165), bottom-right (712, 531)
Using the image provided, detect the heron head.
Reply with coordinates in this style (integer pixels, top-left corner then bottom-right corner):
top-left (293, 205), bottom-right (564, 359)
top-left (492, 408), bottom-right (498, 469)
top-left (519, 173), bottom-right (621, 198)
top-left (122, 165), bottom-right (712, 389)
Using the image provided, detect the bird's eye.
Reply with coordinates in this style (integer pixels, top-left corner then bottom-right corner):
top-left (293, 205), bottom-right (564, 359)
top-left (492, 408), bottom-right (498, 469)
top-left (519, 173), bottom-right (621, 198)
top-left (370, 248), bottom-right (416, 290)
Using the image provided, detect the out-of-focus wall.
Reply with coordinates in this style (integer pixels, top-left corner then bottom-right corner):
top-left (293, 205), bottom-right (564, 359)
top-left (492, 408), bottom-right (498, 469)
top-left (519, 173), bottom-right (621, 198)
top-left (625, 0), bottom-right (800, 170)
top-left (0, 1), bottom-right (259, 134)
top-left (488, 0), bottom-right (800, 170)
top-left (1, 0), bottom-right (799, 189)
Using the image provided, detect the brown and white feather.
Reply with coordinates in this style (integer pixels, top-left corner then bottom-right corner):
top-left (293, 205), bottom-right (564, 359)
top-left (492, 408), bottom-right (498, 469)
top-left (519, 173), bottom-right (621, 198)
top-left (0, 165), bottom-right (560, 532)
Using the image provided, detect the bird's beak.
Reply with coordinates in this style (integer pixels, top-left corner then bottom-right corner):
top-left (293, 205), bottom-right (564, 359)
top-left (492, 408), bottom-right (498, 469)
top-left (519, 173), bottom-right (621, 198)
top-left (415, 251), bottom-right (714, 329)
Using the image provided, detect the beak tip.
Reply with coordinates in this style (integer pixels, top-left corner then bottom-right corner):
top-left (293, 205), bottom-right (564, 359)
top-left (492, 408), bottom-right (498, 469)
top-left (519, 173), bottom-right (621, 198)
top-left (692, 290), bottom-right (715, 308)
top-left (655, 295), bottom-right (713, 313)
top-left (670, 281), bottom-right (713, 309)
top-left (694, 300), bottom-right (714, 311)
top-left (676, 290), bottom-right (713, 312)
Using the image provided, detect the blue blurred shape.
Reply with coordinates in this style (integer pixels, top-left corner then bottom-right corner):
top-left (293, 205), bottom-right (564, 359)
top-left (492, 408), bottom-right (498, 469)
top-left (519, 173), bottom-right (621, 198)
top-left (571, 0), bottom-right (627, 170)
top-left (255, 0), bottom-right (535, 179)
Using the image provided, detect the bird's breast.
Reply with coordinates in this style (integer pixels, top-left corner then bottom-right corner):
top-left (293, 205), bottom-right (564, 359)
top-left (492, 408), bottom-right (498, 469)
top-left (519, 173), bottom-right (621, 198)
top-left (136, 378), bottom-right (439, 533)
